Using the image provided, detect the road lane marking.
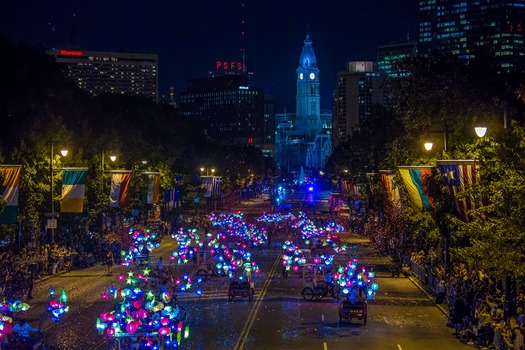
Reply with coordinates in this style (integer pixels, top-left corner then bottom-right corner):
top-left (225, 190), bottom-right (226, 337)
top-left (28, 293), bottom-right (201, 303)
top-left (324, 342), bottom-right (328, 350)
top-left (397, 344), bottom-right (403, 350)
top-left (86, 339), bottom-right (104, 350)
top-left (233, 250), bottom-right (282, 350)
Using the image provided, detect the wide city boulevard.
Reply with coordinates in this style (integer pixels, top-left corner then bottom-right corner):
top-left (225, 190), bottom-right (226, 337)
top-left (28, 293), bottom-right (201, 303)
top-left (19, 197), bottom-right (469, 350)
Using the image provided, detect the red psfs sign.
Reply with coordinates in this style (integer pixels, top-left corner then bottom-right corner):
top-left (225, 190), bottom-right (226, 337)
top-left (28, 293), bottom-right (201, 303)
top-left (60, 50), bottom-right (83, 56)
top-left (216, 61), bottom-right (247, 71)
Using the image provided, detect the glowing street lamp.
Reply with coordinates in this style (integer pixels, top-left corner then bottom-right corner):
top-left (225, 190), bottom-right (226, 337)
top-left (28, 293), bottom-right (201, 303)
top-left (50, 143), bottom-right (69, 243)
top-left (101, 151), bottom-right (117, 171)
top-left (424, 142), bottom-right (434, 151)
top-left (200, 167), bottom-right (215, 176)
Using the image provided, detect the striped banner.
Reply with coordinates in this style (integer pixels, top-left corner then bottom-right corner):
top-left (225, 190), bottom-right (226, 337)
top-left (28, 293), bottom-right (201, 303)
top-left (201, 176), bottom-right (222, 197)
top-left (379, 170), bottom-right (400, 212)
top-left (398, 166), bottom-right (434, 210)
top-left (109, 171), bottom-right (132, 208)
top-left (60, 168), bottom-right (88, 213)
top-left (0, 165), bottom-right (22, 224)
top-left (144, 172), bottom-right (160, 205)
top-left (436, 160), bottom-right (486, 222)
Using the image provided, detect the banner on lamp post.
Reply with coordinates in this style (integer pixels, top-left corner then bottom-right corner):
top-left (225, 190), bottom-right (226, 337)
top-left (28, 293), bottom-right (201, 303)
top-left (0, 165), bottom-right (22, 224)
top-left (60, 168), bottom-right (88, 213)
top-left (398, 166), bottom-right (435, 210)
top-left (109, 171), bottom-right (132, 208)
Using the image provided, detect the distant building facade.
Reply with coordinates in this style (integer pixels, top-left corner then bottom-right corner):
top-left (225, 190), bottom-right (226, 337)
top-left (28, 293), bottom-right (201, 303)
top-left (332, 61), bottom-right (385, 148)
top-left (418, 0), bottom-right (525, 71)
top-left (178, 63), bottom-right (275, 155)
top-left (377, 41), bottom-right (418, 78)
top-left (275, 32), bottom-right (332, 172)
top-left (46, 49), bottom-right (158, 102)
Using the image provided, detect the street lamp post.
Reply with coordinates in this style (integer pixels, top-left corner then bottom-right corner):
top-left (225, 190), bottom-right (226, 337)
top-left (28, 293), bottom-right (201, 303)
top-left (200, 167), bottom-right (218, 210)
top-left (423, 126), bottom-right (450, 153)
top-left (101, 150), bottom-right (117, 172)
top-left (101, 151), bottom-right (116, 231)
top-left (200, 167), bottom-right (215, 176)
top-left (50, 143), bottom-right (68, 244)
top-left (474, 112), bottom-right (516, 318)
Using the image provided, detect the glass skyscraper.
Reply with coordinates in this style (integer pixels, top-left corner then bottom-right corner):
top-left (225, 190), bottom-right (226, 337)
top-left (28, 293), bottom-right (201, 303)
top-left (418, 0), bottom-right (525, 72)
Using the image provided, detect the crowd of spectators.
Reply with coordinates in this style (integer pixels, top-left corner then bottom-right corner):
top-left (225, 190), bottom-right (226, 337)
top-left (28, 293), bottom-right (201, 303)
top-left (0, 244), bottom-right (75, 300)
top-left (0, 226), bottom-right (137, 302)
top-left (354, 213), bottom-right (525, 350)
top-left (444, 265), bottom-right (525, 350)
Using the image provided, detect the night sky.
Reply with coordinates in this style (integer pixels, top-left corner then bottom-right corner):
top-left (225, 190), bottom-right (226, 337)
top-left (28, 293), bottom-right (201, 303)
top-left (1, 0), bottom-right (418, 111)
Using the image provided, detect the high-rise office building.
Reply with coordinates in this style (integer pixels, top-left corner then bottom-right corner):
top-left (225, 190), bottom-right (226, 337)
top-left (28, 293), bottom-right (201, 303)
top-left (178, 65), bottom-right (274, 154)
top-left (46, 49), bottom-right (158, 102)
top-left (377, 41), bottom-right (418, 78)
top-left (275, 32), bottom-right (332, 172)
top-left (418, 0), bottom-right (525, 71)
top-left (332, 61), bottom-right (385, 148)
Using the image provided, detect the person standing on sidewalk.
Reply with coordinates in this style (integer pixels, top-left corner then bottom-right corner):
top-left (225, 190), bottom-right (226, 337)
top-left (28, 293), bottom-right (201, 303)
top-left (106, 251), bottom-right (114, 274)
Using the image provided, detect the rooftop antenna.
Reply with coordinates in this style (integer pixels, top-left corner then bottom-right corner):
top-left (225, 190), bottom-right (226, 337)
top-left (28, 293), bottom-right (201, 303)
top-left (69, 8), bottom-right (77, 46)
top-left (240, 2), bottom-right (247, 75)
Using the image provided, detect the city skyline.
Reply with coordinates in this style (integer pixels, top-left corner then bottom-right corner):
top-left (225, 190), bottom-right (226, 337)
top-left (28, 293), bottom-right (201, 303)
top-left (0, 0), bottom-right (418, 111)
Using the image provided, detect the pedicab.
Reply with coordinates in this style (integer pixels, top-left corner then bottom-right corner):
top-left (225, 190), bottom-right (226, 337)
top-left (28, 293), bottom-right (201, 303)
top-left (336, 260), bottom-right (379, 325)
top-left (228, 279), bottom-right (255, 302)
top-left (196, 250), bottom-right (218, 280)
top-left (339, 298), bottom-right (367, 324)
top-left (301, 264), bottom-right (340, 301)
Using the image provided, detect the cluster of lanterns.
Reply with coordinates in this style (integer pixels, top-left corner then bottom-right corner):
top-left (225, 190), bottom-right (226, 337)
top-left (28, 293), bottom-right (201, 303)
top-left (333, 259), bottom-right (379, 300)
top-left (257, 212), bottom-right (296, 224)
top-left (171, 214), bottom-right (262, 280)
top-left (115, 270), bottom-right (203, 296)
top-left (263, 212), bottom-right (380, 299)
top-left (0, 299), bottom-right (28, 339)
top-left (208, 212), bottom-right (268, 246)
top-left (121, 228), bottom-right (160, 266)
top-left (47, 287), bottom-right (70, 322)
top-left (206, 244), bottom-right (259, 280)
top-left (96, 285), bottom-right (189, 349)
top-left (262, 212), bottom-right (346, 274)
top-left (170, 228), bottom-right (201, 265)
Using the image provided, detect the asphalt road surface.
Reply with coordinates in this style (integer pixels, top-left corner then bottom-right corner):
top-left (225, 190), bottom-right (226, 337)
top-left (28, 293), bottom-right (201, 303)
top-left (15, 199), bottom-right (470, 350)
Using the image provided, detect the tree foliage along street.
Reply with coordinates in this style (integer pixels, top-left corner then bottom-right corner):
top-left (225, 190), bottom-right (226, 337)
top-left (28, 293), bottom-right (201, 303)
top-left (0, 35), bottom-right (271, 243)
top-left (328, 50), bottom-right (525, 280)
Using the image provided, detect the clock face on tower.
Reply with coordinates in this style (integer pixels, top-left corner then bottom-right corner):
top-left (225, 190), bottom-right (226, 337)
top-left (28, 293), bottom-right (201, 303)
top-left (299, 73), bottom-right (303, 80)
top-left (309, 72), bottom-right (315, 80)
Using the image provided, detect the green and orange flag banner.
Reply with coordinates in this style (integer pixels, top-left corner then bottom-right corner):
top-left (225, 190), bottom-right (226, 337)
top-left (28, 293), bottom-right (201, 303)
top-left (398, 166), bottom-right (435, 210)
top-left (60, 168), bottom-right (88, 213)
top-left (0, 165), bottom-right (22, 224)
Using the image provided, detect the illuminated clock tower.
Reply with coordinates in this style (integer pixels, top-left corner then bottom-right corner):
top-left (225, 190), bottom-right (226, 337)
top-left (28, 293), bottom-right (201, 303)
top-left (275, 30), bottom-right (332, 173)
top-left (295, 31), bottom-right (321, 133)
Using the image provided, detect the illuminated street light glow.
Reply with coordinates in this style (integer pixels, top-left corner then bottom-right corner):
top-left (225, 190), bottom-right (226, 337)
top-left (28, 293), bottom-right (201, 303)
top-left (60, 149), bottom-right (68, 157)
top-left (475, 126), bottom-right (488, 138)
top-left (110, 155), bottom-right (117, 162)
top-left (424, 142), bottom-right (434, 151)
